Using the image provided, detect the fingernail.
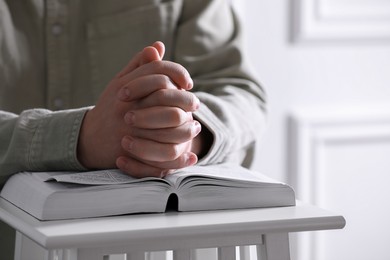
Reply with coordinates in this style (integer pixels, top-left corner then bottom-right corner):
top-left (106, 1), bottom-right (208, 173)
top-left (124, 112), bottom-right (134, 125)
top-left (187, 78), bottom-right (194, 90)
top-left (185, 153), bottom-right (197, 166)
top-left (116, 157), bottom-right (128, 170)
top-left (194, 121), bottom-right (202, 135)
top-left (193, 97), bottom-right (200, 110)
top-left (118, 87), bottom-right (130, 100)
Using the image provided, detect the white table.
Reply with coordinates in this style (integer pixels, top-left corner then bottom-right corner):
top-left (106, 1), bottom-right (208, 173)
top-left (0, 198), bottom-right (345, 260)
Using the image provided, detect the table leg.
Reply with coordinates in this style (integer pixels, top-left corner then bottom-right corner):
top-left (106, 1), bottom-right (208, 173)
top-left (239, 246), bottom-right (254, 260)
top-left (217, 246), bottom-right (236, 260)
top-left (257, 233), bottom-right (290, 260)
top-left (126, 252), bottom-right (146, 260)
top-left (173, 249), bottom-right (191, 260)
top-left (14, 231), bottom-right (78, 260)
top-left (14, 231), bottom-right (48, 260)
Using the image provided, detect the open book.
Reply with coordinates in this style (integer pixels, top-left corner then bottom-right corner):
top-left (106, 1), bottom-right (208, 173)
top-left (0, 163), bottom-right (295, 220)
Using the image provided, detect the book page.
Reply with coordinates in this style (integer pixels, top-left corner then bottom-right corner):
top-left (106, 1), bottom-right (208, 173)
top-left (167, 163), bottom-right (282, 185)
top-left (35, 170), bottom-right (162, 185)
top-left (33, 164), bottom-right (281, 186)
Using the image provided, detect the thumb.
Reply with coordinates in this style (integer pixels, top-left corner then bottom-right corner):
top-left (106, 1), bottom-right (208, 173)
top-left (152, 41), bottom-right (165, 60)
top-left (117, 41), bottom-right (165, 77)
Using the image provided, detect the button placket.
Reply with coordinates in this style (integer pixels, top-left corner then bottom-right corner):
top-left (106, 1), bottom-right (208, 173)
top-left (45, 0), bottom-right (71, 110)
top-left (51, 23), bottom-right (63, 36)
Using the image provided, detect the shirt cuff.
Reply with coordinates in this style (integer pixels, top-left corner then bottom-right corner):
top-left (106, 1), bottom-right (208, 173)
top-left (28, 107), bottom-right (90, 171)
top-left (193, 102), bottom-right (231, 166)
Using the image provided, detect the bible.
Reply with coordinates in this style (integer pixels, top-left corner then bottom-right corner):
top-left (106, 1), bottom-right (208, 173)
top-left (0, 163), bottom-right (295, 220)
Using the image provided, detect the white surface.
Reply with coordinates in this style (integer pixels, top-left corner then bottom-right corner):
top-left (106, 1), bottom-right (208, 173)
top-left (0, 198), bottom-right (345, 252)
top-left (292, 0), bottom-right (390, 42)
top-left (240, 5), bottom-right (390, 258)
top-left (241, 1), bottom-right (390, 183)
top-left (289, 108), bottom-right (390, 260)
top-left (317, 142), bottom-right (390, 260)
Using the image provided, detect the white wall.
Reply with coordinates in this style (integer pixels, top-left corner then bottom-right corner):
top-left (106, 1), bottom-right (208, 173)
top-left (241, 0), bottom-right (390, 180)
top-left (240, 0), bottom-right (390, 259)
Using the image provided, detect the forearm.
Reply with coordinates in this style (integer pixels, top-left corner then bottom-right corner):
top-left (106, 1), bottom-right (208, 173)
top-left (0, 108), bottom-right (88, 186)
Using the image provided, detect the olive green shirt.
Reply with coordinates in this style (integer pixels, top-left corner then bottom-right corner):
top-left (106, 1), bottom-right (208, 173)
top-left (0, 0), bottom-right (266, 257)
top-left (1, 0), bottom-right (266, 183)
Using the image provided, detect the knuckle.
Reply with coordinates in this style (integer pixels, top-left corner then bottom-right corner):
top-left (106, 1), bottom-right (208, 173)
top-left (169, 108), bottom-right (187, 125)
top-left (186, 93), bottom-right (198, 109)
top-left (166, 144), bottom-right (181, 161)
top-left (175, 63), bottom-right (188, 76)
top-left (186, 124), bottom-right (196, 139)
top-left (178, 124), bottom-right (194, 141)
top-left (154, 75), bottom-right (170, 89)
top-left (161, 75), bottom-right (174, 88)
top-left (161, 61), bottom-right (188, 78)
top-left (155, 89), bottom-right (170, 103)
top-left (150, 60), bottom-right (166, 73)
top-left (150, 59), bottom-right (162, 68)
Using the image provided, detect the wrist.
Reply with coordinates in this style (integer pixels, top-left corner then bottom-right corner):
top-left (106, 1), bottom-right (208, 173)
top-left (77, 108), bottom-right (97, 169)
top-left (191, 123), bottom-right (213, 160)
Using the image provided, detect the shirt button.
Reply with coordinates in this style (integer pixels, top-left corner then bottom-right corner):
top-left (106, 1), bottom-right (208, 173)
top-left (51, 23), bottom-right (63, 36)
top-left (53, 98), bottom-right (64, 109)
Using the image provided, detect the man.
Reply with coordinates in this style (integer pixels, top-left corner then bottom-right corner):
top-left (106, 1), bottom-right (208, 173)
top-left (0, 0), bottom-right (266, 258)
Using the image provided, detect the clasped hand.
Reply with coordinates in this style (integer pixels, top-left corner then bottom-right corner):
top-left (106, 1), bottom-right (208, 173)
top-left (78, 42), bottom-right (202, 178)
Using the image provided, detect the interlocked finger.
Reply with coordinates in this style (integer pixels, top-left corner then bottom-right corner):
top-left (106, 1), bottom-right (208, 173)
top-left (124, 106), bottom-right (192, 129)
top-left (121, 136), bottom-right (191, 162)
top-left (127, 120), bottom-right (201, 144)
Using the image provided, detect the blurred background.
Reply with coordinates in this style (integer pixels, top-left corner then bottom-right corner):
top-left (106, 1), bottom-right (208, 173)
top-left (233, 0), bottom-right (390, 259)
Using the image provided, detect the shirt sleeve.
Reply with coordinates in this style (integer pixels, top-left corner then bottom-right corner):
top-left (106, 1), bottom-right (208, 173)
top-left (0, 108), bottom-right (88, 186)
top-left (175, 0), bottom-right (267, 167)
